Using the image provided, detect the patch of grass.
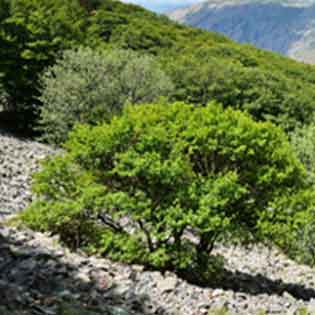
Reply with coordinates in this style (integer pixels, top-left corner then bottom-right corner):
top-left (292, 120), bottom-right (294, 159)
top-left (296, 306), bottom-right (310, 315)
top-left (1, 215), bottom-right (24, 228)
top-left (208, 306), bottom-right (229, 315)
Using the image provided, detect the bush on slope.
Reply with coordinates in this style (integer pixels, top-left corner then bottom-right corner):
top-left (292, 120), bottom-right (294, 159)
top-left (22, 102), bottom-right (307, 278)
top-left (38, 47), bottom-right (173, 144)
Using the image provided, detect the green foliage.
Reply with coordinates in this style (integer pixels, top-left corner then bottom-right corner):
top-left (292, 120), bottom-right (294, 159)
top-left (20, 155), bottom-right (107, 248)
top-left (168, 52), bottom-right (315, 130)
top-left (38, 47), bottom-right (173, 144)
top-left (0, 0), bottom-right (87, 125)
top-left (295, 307), bottom-right (310, 315)
top-left (282, 124), bottom-right (315, 265)
top-left (22, 102), bottom-right (305, 275)
top-left (290, 124), bottom-right (315, 186)
top-left (85, 0), bottom-right (315, 130)
top-left (208, 306), bottom-right (229, 315)
top-left (259, 189), bottom-right (315, 266)
top-left (2, 0), bottom-right (315, 131)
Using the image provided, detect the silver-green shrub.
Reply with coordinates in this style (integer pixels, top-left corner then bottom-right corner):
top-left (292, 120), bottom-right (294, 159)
top-left (291, 124), bottom-right (315, 186)
top-left (38, 47), bottom-right (173, 144)
top-left (288, 125), bottom-right (315, 265)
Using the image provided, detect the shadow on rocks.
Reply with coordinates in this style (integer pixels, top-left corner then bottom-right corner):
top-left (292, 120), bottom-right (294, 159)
top-left (183, 264), bottom-right (315, 302)
top-left (220, 269), bottom-right (315, 301)
top-left (0, 227), bottom-right (168, 315)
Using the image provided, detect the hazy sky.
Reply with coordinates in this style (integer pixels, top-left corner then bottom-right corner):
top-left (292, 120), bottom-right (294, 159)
top-left (120, 0), bottom-right (202, 12)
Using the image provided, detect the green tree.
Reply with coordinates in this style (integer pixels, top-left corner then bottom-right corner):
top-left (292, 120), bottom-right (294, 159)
top-left (38, 47), bottom-right (173, 144)
top-left (0, 0), bottom-right (87, 126)
top-left (167, 52), bottom-right (315, 130)
top-left (22, 102), bottom-right (305, 277)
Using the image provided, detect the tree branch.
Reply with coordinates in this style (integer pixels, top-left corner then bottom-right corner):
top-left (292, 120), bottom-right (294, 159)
top-left (138, 220), bottom-right (154, 252)
top-left (98, 213), bottom-right (124, 232)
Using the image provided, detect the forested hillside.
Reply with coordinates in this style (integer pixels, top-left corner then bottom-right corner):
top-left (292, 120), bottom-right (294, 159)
top-left (2, 0), bottom-right (315, 130)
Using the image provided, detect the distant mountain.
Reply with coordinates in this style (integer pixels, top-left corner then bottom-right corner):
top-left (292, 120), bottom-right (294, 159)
top-left (120, 0), bottom-right (201, 13)
top-left (168, 0), bottom-right (315, 63)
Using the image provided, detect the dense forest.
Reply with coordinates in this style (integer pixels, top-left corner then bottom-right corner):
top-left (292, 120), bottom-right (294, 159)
top-left (2, 0), bottom-right (315, 285)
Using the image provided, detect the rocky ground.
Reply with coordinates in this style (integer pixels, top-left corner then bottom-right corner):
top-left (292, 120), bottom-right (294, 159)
top-left (2, 132), bottom-right (315, 314)
top-left (0, 131), bottom-right (54, 220)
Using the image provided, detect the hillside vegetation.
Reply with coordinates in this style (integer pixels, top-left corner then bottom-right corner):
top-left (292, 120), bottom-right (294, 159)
top-left (2, 0), bottom-right (315, 130)
top-left (2, 0), bottom-right (315, 294)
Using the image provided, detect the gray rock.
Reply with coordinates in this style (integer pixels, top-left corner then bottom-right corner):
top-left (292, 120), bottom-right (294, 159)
top-left (158, 277), bottom-right (178, 293)
top-left (308, 302), bottom-right (315, 315)
top-left (0, 131), bottom-right (54, 219)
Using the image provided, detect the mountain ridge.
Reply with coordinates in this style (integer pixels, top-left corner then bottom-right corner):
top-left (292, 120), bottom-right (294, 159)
top-left (168, 0), bottom-right (315, 63)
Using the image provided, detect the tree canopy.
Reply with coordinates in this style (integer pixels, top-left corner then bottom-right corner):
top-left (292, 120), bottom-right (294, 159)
top-left (22, 102), bottom-right (306, 275)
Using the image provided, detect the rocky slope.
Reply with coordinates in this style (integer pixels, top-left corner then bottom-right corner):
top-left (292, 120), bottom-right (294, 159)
top-left (168, 0), bottom-right (315, 64)
top-left (0, 131), bottom-right (54, 220)
top-left (3, 132), bottom-right (315, 314)
top-left (3, 226), bottom-right (315, 314)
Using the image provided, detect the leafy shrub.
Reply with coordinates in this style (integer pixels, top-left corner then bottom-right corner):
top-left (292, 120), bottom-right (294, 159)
top-left (21, 155), bottom-right (107, 248)
top-left (290, 124), bottom-right (315, 186)
top-left (259, 189), bottom-right (315, 266)
top-left (259, 125), bottom-right (315, 266)
top-left (22, 102), bottom-right (305, 275)
top-left (38, 47), bottom-right (173, 144)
